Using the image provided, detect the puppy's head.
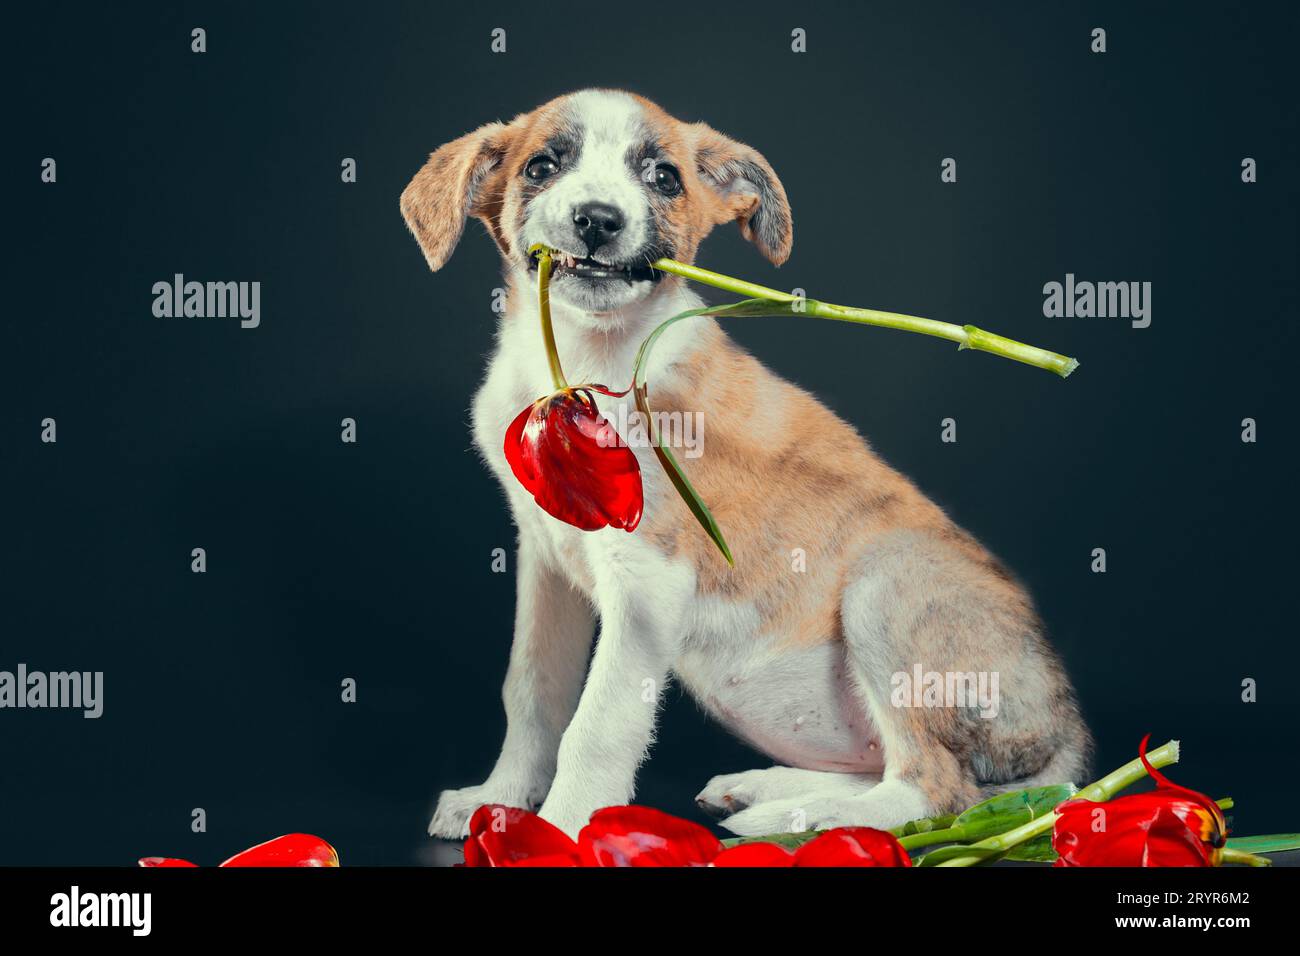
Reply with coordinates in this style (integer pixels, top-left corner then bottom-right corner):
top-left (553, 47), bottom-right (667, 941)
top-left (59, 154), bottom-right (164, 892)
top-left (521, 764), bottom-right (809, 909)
top-left (401, 89), bottom-right (792, 317)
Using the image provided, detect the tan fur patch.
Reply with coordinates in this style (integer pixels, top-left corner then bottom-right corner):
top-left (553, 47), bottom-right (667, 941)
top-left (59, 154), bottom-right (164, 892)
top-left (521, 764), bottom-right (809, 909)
top-left (637, 322), bottom-right (1028, 652)
top-left (400, 121), bottom-right (513, 272)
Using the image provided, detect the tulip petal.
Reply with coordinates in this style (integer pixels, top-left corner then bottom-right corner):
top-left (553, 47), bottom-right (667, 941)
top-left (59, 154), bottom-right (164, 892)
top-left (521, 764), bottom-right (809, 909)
top-left (218, 833), bottom-right (339, 867)
top-left (578, 805), bottom-right (723, 867)
top-left (711, 842), bottom-right (796, 867)
top-left (463, 804), bottom-right (580, 867)
top-left (504, 394), bottom-right (643, 533)
top-left (137, 857), bottom-right (198, 867)
top-left (792, 828), bottom-right (912, 867)
top-left (499, 853), bottom-right (581, 867)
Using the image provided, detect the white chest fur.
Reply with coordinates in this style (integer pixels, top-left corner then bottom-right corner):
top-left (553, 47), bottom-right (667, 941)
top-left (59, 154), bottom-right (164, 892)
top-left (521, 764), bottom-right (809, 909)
top-left (470, 277), bottom-right (702, 588)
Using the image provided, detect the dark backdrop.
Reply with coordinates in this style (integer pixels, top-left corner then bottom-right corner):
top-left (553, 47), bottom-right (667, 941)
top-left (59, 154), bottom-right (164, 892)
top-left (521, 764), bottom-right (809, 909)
top-left (6, 1), bottom-right (1297, 864)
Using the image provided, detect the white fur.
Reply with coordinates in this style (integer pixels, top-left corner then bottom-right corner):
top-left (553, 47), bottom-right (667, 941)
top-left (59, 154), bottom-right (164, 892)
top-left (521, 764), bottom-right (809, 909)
top-left (521, 90), bottom-right (652, 265)
top-left (676, 605), bottom-right (884, 774)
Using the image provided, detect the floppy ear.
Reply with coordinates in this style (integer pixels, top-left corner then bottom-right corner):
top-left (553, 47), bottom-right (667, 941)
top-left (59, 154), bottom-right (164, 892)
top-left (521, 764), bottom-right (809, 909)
top-left (400, 122), bottom-right (512, 272)
top-left (693, 125), bottom-right (793, 266)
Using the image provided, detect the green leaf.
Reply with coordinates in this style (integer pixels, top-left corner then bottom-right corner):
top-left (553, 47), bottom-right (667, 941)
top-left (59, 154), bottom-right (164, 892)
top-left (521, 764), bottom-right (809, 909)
top-left (950, 784), bottom-right (1077, 841)
top-left (634, 388), bottom-right (734, 565)
top-left (1005, 834), bottom-right (1058, 863)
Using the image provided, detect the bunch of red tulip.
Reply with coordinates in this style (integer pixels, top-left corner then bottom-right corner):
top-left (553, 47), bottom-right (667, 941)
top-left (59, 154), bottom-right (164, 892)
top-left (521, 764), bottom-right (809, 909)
top-left (461, 737), bottom-right (1285, 868)
top-left (131, 740), bottom-right (1291, 867)
top-left (462, 804), bottom-right (910, 867)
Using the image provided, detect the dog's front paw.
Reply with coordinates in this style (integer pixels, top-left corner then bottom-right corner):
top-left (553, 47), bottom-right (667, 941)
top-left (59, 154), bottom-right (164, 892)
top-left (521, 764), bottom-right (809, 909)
top-left (428, 783), bottom-right (541, 840)
top-left (428, 786), bottom-right (492, 839)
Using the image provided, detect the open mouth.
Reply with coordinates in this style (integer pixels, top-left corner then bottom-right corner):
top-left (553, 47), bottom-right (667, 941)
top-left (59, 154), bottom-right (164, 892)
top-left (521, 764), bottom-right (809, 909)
top-left (528, 249), bottom-right (661, 283)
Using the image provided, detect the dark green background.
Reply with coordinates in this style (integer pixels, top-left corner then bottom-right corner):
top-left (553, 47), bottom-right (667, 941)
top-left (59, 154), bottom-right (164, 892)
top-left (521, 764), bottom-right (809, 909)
top-left (6, 1), bottom-right (1297, 864)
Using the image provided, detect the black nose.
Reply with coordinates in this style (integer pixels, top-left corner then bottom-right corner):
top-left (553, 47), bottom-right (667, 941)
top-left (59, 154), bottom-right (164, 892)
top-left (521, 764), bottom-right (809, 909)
top-left (573, 202), bottom-right (624, 256)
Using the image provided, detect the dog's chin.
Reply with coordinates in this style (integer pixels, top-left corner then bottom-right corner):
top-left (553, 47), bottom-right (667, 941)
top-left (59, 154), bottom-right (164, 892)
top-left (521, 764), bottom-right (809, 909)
top-left (549, 272), bottom-right (659, 317)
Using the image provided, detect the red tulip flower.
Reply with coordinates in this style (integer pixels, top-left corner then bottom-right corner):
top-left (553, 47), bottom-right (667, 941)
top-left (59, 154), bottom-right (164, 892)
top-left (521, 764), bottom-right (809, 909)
top-left (460, 802), bottom-right (914, 868)
top-left (218, 833), bottom-right (340, 867)
top-left (137, 857), bottom-right (198, 867)
top-left (464, 804), bottom-right (581, 867)
top-left (711, 842), bottom-right (796, 867)
top-left (1052, 735), bottom-right (1227, 867)
top-left (577, 806), bottom-right (722, 867)
top-left (790, 827), bottom-right (912, 867)
top-left (464, 804), bottom-right (724, 867)
top-left (504, 389), bottom-right (643, 533)
top-left (138, 833), bottom-right (339, 868)
top-left (507, 248), bottom-right (643, 534)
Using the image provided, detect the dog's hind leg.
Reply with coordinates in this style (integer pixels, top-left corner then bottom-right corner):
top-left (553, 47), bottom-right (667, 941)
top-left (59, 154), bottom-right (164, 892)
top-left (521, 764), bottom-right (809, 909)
top-left (793, 530), bottom-right (1088, 835)
top-left (717, 780), bottom-right (928, 837)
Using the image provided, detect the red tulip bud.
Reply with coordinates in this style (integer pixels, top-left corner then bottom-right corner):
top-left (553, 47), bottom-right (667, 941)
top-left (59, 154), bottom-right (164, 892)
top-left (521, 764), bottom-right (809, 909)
top-left (463, 804), bottom-right (580, 867)
top-left (578, 805), bottom-right (723, 866)
top-left (504, 389), bottom-right (643, 532)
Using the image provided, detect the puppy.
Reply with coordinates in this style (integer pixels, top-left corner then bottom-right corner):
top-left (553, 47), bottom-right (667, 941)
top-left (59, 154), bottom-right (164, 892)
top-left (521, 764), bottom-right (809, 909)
top-left (402, 89), bottom-right (1090, 839)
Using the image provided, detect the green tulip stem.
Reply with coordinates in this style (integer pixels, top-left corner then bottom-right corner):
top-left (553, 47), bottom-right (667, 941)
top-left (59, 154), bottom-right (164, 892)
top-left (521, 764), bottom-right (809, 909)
top-left (532, 247), bottom-right (568, 391)
top-left (649, 257), bottom-right (1079, 378)
top-left (896, 826), bottom-right (967, 852)
top-left (1219, 847), bottom-right (1271, 868)
top-left (934, 739), bottom-right (1184, 866)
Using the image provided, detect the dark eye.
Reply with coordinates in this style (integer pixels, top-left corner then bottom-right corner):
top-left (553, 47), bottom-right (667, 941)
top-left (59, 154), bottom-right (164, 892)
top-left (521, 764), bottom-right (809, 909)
top-left (653, 164), bottom-right (682, 196)
top-left (525, 155), bottom-right (559, 181)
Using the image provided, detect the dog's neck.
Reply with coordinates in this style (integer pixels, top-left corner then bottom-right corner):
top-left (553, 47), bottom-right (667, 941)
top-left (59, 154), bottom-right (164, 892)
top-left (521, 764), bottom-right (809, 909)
top-left (500, 269), bottom-right (708, 393)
